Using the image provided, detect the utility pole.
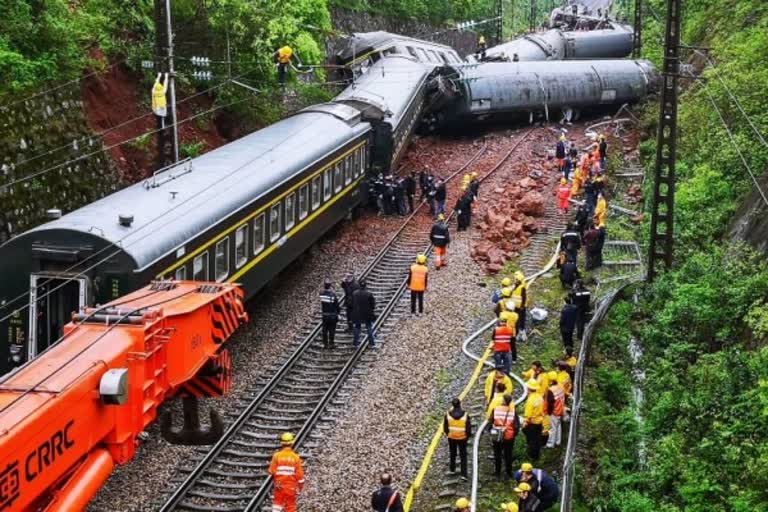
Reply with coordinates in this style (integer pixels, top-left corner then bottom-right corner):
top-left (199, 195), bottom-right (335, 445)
top-left (154, 0), bottom-right (179, 168)
top-left (647, 0), bottom-right (681, 281)
top-left (632, 0), bottom-right (643, 57)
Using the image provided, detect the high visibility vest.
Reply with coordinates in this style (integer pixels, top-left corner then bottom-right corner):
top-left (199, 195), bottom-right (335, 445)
top-left (277, 46), bottom-right (293, 64)
top-left (492, 405), bottom-right (516, 440)
top-left (557, 370), bottom-right (572, 395)
top-left (492, 324), bottom-right (514, 352)
top-left (151, 83), bottom-right (167, 114)
top-left (446, 412), bottom-right (468, 440)
top-left (268, 448), bottom-right (305, 491)
top-left (524, 392), bottom-right (545, 424)
top-left (409, 264), bottom-right (428, 291)
top-left (549, 384), bottom-right (565, 416)
top-left (512, 283), bottom-right (527, 309)
top-left (594, 198), bottom-right (607, 226)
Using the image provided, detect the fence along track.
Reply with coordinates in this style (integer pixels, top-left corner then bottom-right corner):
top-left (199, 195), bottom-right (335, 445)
top-left (157, 142), bottom-right (497, 512)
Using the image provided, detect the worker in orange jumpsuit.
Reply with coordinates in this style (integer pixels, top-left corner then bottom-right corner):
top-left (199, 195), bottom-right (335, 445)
top-left (268, 432), bottom-right (305, 512)
top-left (408, 254), bottom-right (429, 315)
top-left (556, 177), bottom-right (571, 214)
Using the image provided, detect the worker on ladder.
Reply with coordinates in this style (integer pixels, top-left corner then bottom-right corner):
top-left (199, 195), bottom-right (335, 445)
top-left (273, 45), bottom-right (296, 87)
top-left (430, 214), bottom-right (450, 269)
top-left (268, 432), bottom-right (304, 512)
top-left (151, 73), bottom-right (169, 127)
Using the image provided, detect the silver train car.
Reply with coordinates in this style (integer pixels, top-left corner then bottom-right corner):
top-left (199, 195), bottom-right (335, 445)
top-left (423, 59), bottom-right (658, 129)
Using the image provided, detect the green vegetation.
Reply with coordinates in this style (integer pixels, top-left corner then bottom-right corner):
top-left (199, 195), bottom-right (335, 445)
top-left (576, 1), bottom-right (768, 510)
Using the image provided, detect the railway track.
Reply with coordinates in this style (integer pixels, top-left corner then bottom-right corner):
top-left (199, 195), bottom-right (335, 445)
top-left (156, 136), bottom-right (535, 512)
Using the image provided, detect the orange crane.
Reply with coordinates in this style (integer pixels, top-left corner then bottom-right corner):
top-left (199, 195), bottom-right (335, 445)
top-left (0, 281), bottom-right (247, 511)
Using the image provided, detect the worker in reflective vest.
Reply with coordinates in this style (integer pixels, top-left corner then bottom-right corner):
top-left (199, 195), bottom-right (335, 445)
top-left (408, 254), bottom-right (428, 315)
top-left (151, 73), bottom-right (169, 119)
top-left (511, 271), bottom-right (529, 340)
top-left (545, 372), bottom-right (566, 448)
top-left (484, 365), bottom-right (514, 405)
top-left (522, 360), bottom-right (550, 392)
top-left (268, 432), bottom-right (304, 512)
top-left (491, 394), bottom-right (518, 478)
top-left (556, 177), bottom-right (571, 214)
top-left (523, 380), bottom-right (545, 460)
top-left (273, 45), bottom-right (294, 86)
top-left (430, 214), bottom-right (450, 268)
top-left (556, 362), bottom-right (572, 396)
top-left (443, 398), bottom-right (472, 479)
top-left (492, 312), bottom-right (516, 375)
top-left (593, 192), bottom-right (607, 227)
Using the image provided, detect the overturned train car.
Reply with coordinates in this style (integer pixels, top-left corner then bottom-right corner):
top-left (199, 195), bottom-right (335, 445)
top-left (423, 59), bottom-right (658, 130)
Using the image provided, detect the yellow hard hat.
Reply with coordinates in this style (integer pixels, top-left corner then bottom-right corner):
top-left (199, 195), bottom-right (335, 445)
top-left (514, 271), bottom-right (525, 281)
top-left (559, 134), bottom-right (566, 141)
top-left (479, 35), bottom-right (486, 43)
top-left (280, 432), bottom-right (295, 445)
top-left (501, 287), bottom-right (512, 298)
top-left (463, 174), bottom-right (471, 182)
top-left (416, 254), bottom-right (427, 264)
top-left (515, 482), bottom-right (532, 493)
top-left (501, 277), bottom-right (512, 287)
top-left (548, 371), bottom-right (559, 381)
top-left (501, 503), bottom-right (519, 512)
top-left (560, 178), bottom-right (567, 185)
top-left (455, 497), bottom-right (471, 508)
top-left (499, 311), bottom-right (511, 322)
top-left (471, 172), bottom-right (478, 178)
top-left (520, 462), bottom-right (533, 472)
top-left (437, 213), bottom-right (445, 221)
top-left (526, 379), bottom-right (539, 391)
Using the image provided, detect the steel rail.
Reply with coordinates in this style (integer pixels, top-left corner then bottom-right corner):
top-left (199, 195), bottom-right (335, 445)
top-left (158, 143), bottom-right (490, 512)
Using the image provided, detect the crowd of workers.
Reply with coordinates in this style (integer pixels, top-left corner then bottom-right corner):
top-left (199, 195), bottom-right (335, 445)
top-left (269, 130), bottom-right (607, 512)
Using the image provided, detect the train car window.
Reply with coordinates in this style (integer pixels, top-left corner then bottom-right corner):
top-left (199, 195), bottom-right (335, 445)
top-left (312, 176), bottom-right (321, 208)
top-left (215, 238), bottom-right (229, 282)
top-left (416, 48), bottom-right (430, 62)
top-left (334, 163), bottom-right (342, 193)
top-left (438, 52), bottom-right (449, 64)
top-left (323, 169), bottom-right (332, 200)
top-left (193, 252), bottom-right (209, 281)
top-left (175, 266), bottom-right (187, 280)
top-left (235, 224), bottom-right (248, 268)
top-left (285, 193), bottom-right (296, 231)
top-left (356, 149), bottom-right (363, 177)
top-left (344, 156), bottom-right (353, 185)
top-left (254, 213), bottom-right (265, 254)
top-left (299, 184), bottom-right (309, 220)
top-left (428, 50), bottom-right (441, 63)
top-left (270, 204), bottom-right (281, 242)
top-left (406, 47), bottom-right (420, 61)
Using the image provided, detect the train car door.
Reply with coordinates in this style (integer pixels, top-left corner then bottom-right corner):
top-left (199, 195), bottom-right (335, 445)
top-left (27, 273), bottom-right (88, 360)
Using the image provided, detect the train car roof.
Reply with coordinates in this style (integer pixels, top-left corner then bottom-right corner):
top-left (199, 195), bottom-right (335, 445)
top-left (16, 111), bottom-right (371, 271)
top-left (336, 31), bottom-right (457, 62)
top-left (335, 57), bottom-right (431, 126)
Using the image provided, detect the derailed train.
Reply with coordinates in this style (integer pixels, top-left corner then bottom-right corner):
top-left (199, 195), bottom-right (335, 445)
top-left (0, 27), bottom-right (657, 374)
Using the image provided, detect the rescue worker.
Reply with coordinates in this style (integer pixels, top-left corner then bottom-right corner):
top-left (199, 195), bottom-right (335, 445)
top-left (593, 171), bottom-right (606, 198)
top-left (556, 361), bottom-right (573, 396)
top-left (522, 361), bottom-right (550, 392)
top-left (562, 154), bottom-right (573, 181)
top-left (455, 497), bottom-right (471, 512)
top-left (515, 464), bottom-right (559, 511)
top-left (492, 312), bottom-right (516, 374)
top-left (545, 372), bottom-right (565, 448)
top-left (511, 271), bottom-right (529, 339)
top-left (555, 135), bottom-right (566, 173)
top-left (443, 397), bottom-right (472, 480)
top-left (434, 179), bottom-right (447, 216)
top-left (583, 174), bottom-right (597, 211)
top-left (559, 224), bottom-right (581, 263)
top-left (455, 187), bottom-right (471, 231)
top-left (320, 279), bottom-right (340, 348)
top-left (523, 380), bottom-right (545, 460)
top-left (515, 482), bottom-right (542, 512)
top-left (494, 287), bottom-right (514, 316)
top-left (427, 178), bottom-right (437, 214)
top-left (484, 364), bottom-right (514, 404)
top-left (595, 221), bottom-right (607, 268)
top-left (583, 221), bottom-right (601, 271)
top-left (430, 214), bottom-right (450, 269)
top-left (593, 192), bottom-right (607, 227)
top-left (598, 134), bottom-right (607, 170)
top-left (558, 258), bottom-right (580, 289)
top-left (570, 163), bottom-right (585, 197)
top-left (490, 393), bottom-right (518, 479)
top-left (563, 347), bottom-right (578, 374)
top-left (491, 277), bottom-right (513, 304)
top-left (151, 73), bottom-right (169, 123)
top-left (477, 35), bottom-right (487, 59)
top-left (486, 381), bottom-right (508, 419)
top-left (341, 273), bottom-right (360, 331)
top-left (556, 177), bottom-right (571, 214)
top-left (371, 472), bottom-right (403, 512)
top-left (559, 296), bottom-right (578, 350)
top-left (268, 432), bottom-right (304, 512)
top-left (573, 203), bottom-right (590, 238)
top-left (351, 279), bottom-right (376, 348)
top-left (469, 172), bottom-right (480, 201)
top-left (408, 254), bottom-right (428, 315)
top-left (569, 280), bottom-right (592, 340)
top-left (404, 171), bottom-right (417, 212)
top-left (273, 45), bottom-right (295, 87)
top-left (395, 176), bottom-right (407, 215)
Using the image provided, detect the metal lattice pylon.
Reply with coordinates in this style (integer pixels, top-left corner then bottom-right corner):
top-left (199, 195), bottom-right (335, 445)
top-left (648, 0), bottom-right (681, 281)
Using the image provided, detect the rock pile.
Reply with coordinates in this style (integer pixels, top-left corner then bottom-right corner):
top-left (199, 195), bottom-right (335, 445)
top-left (471, 173), bottom-right (548, 273)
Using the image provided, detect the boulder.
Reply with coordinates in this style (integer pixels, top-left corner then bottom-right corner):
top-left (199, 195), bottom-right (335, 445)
top-left (518, 191), bottom-right (546, 216)
top-left (519, 177), bottom-right (536, 189)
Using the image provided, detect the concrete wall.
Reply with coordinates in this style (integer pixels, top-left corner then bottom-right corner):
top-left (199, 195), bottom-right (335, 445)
top-left (728, 167), bottom-right (768, 257)
top-left (0, 85), bottom-right (121, 243)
